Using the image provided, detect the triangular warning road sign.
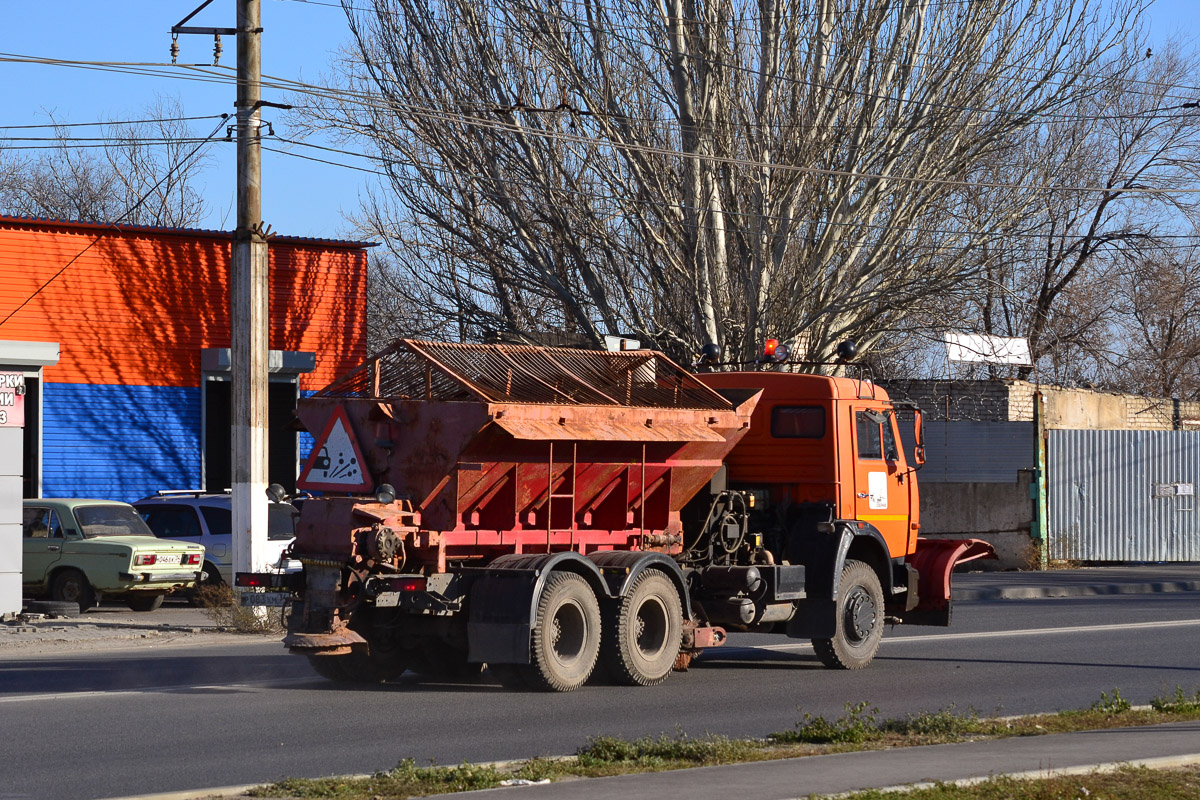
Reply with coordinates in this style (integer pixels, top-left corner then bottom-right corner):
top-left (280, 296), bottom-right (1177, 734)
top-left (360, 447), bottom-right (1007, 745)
top-left (297, 405), bottom-right (373, 493)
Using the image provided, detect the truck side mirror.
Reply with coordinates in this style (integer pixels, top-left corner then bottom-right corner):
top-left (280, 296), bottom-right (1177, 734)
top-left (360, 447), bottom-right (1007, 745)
top-left (913, 408), bottom-right (926, 466)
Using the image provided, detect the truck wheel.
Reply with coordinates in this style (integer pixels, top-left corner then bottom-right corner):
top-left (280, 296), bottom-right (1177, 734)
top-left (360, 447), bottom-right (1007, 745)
top-left (523, 571), bottom-right (601, 692)
top-left (812, 560), bottom-right (884, 670)
top-left (601, 569), bottom-right (682, 686)
top-left (50, 569), bottom-right (96, 612)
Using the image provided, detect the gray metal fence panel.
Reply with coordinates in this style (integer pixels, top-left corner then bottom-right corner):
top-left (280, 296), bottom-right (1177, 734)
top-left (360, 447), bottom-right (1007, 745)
top-left (1048, 429), bottom-right (1200, 562)
top-left (899, 421), bottom-right (1033, 483)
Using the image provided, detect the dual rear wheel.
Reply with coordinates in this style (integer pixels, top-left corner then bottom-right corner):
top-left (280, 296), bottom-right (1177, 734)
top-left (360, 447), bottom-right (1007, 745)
top-left (513, 569), bottom-right (684, 692)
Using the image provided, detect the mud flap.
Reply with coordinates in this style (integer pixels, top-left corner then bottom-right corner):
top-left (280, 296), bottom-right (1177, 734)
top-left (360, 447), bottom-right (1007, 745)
top-left (466, 570), bottom-right (538, 664)
top-left (904, 537), bottom-right (996, 626)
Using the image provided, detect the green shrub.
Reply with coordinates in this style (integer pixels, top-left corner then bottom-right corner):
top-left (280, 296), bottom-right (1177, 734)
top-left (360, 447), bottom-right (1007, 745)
top-left (775, 701), bottom-right (880, 744)
top-left (578, 731), bottom-right (757, 766)
top-left (881, 706), bottom-right (985, 738)
top-left (1089, 688), bottom-right (1131, 714)
top-left (1151, 686), bottom-right (1200, 714)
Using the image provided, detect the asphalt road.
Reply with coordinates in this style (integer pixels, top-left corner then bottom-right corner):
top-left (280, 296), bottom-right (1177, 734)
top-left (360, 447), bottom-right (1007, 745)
top-left (1, 592), bottom-right (1198, 800)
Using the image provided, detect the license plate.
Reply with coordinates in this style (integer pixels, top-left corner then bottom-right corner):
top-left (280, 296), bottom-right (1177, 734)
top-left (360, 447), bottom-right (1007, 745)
top-left (157, 554), bottom-right (182, 566)
top-left (240, 591), bottom-right (290, 607)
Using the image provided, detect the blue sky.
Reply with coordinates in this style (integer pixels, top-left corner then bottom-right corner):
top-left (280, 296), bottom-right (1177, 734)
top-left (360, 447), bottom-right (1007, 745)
top-left (3, 0), bottom-right (1198, 240)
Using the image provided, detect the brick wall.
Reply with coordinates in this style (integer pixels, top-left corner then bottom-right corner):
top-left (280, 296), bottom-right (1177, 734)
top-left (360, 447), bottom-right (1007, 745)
top-left (884, 377), bottom-right (1200, 431)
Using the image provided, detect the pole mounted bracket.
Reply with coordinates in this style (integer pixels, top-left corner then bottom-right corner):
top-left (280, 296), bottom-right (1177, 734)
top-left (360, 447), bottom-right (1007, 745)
top-left (171, 0), bottom-right (258, 64)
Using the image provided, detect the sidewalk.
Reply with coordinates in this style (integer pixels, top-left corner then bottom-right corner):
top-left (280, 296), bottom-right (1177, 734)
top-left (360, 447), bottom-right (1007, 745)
top-left (0, 602), bottom-right (235, 651)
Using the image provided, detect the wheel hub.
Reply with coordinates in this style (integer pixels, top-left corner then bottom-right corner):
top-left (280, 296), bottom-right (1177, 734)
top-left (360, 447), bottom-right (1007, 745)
top-left (844, 587), bottom-right (876, 644)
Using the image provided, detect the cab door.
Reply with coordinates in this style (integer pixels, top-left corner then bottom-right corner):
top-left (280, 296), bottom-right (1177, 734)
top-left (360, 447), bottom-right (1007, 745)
top-left (851, 408), bottom-right (911, 557)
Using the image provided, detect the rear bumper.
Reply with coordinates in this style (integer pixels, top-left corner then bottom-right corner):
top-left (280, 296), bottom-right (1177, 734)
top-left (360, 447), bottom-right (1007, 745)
top-left (116, 571), bottom-right (202, 587)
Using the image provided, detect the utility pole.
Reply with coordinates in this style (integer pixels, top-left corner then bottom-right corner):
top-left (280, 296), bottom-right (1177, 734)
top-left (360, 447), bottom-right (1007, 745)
top-left (172, 2), bottom-right (286, 587)
top-left (231, 0), bottom-right (269, 585)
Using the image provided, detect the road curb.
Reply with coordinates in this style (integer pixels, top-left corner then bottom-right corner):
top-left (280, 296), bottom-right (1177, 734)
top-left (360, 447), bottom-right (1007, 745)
top-left (954, 580), bottom-right (1200, 601)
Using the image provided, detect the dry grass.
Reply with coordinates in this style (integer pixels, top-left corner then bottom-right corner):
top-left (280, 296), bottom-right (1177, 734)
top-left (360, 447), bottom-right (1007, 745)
top-left (192, 584), bottom-right (286, 634)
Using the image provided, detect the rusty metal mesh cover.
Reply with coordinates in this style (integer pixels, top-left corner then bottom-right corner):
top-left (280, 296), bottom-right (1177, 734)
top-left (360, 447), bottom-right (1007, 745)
top-left (315, 339), bottom-right (732, 410)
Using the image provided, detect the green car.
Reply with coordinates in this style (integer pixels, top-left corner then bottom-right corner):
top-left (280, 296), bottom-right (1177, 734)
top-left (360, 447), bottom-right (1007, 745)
top-left (22, 498), bottom-right (205, 612)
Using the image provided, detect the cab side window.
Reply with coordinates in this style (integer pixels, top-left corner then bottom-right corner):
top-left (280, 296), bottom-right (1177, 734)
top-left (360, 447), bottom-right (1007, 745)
top-left (22, 507), bottom-right (61, 539)
top-left (771, 406), bottom-right (826, 438)
top-left (855, 411), bottom-right (883, 460)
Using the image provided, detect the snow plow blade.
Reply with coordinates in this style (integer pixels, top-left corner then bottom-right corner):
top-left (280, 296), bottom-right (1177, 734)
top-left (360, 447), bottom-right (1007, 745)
top-left (904, 537), bottom-right (997, 626)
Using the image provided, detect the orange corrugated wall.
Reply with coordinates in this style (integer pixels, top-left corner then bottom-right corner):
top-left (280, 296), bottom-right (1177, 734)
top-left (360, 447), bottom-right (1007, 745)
top-left (0, 218), bottom-right (367, 391)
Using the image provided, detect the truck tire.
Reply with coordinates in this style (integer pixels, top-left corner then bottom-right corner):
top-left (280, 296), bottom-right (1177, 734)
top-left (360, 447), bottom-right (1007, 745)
top-left (601, 569), bottom-right (682, 686)
top-left (523, 571), bottom-right (601, 692)
top-left (50, 569), bottom-right (96, 612)
top-left (812, 560), bottom-right (884, 670)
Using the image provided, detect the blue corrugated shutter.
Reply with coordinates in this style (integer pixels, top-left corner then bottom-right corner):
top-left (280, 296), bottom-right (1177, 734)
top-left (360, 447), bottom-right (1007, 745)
top-left (42, 383), bottom-right (201, 502)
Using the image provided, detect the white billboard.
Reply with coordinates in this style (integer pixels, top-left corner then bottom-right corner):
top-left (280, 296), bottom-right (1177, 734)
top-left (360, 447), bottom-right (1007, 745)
top-left (944, 333), bottom-right (1032, 366)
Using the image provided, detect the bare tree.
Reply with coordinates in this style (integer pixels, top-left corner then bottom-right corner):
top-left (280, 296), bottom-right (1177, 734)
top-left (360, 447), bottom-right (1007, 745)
top-left (296, 0), bottom-right (1149, 362)
top-left (950, 41), bottom-right (1200, 383)
top-left (1110, 243), bottom-right (1200, 399)
top-left (0, 97), bottom-right (212, 228)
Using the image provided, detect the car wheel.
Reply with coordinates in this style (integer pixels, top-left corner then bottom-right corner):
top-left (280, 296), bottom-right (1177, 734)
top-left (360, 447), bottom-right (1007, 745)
top-left (126, 594), bottom-right (166, 612)
top-left (199, 561), bottom-right (224, 586)
top-left (50, 569), bottom-right (96, 612)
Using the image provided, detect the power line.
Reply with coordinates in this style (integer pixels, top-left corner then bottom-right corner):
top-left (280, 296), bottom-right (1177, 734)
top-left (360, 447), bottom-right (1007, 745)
top-left (269, 131), bottom-right (1200, 242)
top-left (0, 113), bottom-right (227, 130)
top-left (291, 0), bottom-right (1200, 110)
top-left (6, 53), bottom-right (1199, 196)
top-left (264, 139), bottom-right (1200, 255)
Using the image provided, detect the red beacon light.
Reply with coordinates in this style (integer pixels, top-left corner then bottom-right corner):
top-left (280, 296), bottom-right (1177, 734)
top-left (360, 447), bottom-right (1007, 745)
top-left (761, 338), bottom-right (790, 363)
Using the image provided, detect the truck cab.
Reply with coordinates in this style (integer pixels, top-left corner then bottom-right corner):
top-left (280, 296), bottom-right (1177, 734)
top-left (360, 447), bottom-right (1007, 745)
top-left (698, 371), bottom-right (920, 560)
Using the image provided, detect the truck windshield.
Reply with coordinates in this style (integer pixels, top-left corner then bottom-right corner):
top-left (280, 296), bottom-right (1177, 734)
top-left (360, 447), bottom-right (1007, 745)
top-left (75, 505), bottom-right (157, 538)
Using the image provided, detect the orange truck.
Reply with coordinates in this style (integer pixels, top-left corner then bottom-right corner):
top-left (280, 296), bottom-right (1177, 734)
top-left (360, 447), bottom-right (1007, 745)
top-left (240, 339), bottom-right (993, 691)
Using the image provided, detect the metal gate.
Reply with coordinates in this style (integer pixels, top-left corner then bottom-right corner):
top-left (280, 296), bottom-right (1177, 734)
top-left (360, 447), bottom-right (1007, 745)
top-left (1048, 429), bottom-right (1200, 561)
